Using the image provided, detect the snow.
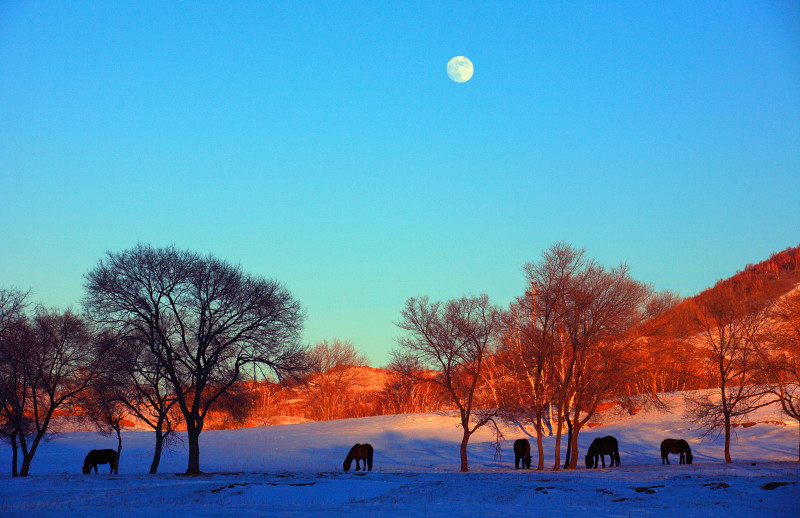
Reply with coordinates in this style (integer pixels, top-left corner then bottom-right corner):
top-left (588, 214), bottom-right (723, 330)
top-left (1, 392), bottom-right (798, 517)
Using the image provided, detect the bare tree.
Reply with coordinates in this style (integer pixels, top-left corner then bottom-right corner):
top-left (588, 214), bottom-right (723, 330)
top-left (79, 372), bottom-right (128, 475)
top-left (393, 294), bottom-right (502, 472)
top-left (0, 308), bottom-right (98, 476)
top-left (377, 369), bottom-right (445, 415)
top-left (303, 339), bottom-right (367, 421)
top-left (683, 286), bottom-right (771, 463)
top-left (761, 289), bottom-right (800, 460)
top-left (97, 332), bottom-right (178, 474)
top-left (520, 243), bottom-right (663, 470)
top-left (84, 244), bottom-right (307, 474)
top-left (0, 288), bottom-right (30, 476)
top-left (493, 298), bottom-right (551, 470)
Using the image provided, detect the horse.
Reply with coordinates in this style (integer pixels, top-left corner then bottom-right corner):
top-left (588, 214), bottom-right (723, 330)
top-left (82, 449), bottom-right (118, 474)
top-left (585, 436), bottom-right (620, 469)
top-left (661, 438), bottom-right (693, 465)
top-left (513, 438), bottom-right (532, 469)
top-left (343, 443), bottom-right (373, 471)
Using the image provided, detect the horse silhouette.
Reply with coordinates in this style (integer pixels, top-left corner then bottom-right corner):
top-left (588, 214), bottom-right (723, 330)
top-left (343, 443), bottom-right (373, 471)
top-left (82, 449), bottom-right (118, 474)
top-left (661, 438), bottom-right (693, 465)
top-left (513, 438), bottom-right (532, 469)
top-left (585, 436), bottom-right (620, 469)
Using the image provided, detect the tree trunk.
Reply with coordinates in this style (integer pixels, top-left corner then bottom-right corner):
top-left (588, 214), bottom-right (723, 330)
top-left (724, 414), bottom-right (732, 463)
top-left (567, 418), bottom-right (581, 470)
top-left (11, 431), bottom-right (18, 477)
top-left (19, 432), bottom-right (44, 477)
top-left (536, 411), bottom-right (544, 471)
top-left (186, 426), bottom-right (202, 474)
top-left (19, 452), bottom-right (33, 477)
top-left (115, 427), bottom-right (122, 475)
top-left (459, 429), bottom-right (470, 472)
top-left (552, 405), bottom-right (564, 471)
top-left (797, 421), bottom-right (799, 462)
top-left (563, 413), bottom-right (573, 469)
top-left (150, 430), bottom-right (164, 474)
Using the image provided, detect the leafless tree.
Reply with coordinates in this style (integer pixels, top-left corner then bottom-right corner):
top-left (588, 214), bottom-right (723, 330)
top-left (760, 289), bottom-right (800, 460)
top-left (393, 294), bottom-right (503, 472)
top-left (79, 370), bottom-right (128, 475)
top-left (519, 243), bottom-right (663, 470)
top-left (493, 298), bottom-right (551, 470)
top-left (95, 332), bottom-right (178, 474)
top-left (0, 308), bottom-right (98, 476)
top-left (303, 339), bottom-right (368, 421)
top-left (377, 369), bottom-right (446, 415)
top-left (683, 286), bottom-right (771, 463)
top-left (0, 288), bottom-right (30, 476)
top-left (83, 244), bottom-right (307, 474)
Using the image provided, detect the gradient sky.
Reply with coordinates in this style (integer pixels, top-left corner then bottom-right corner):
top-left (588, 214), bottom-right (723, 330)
top-left (2, 1), bottom-right (798, 365)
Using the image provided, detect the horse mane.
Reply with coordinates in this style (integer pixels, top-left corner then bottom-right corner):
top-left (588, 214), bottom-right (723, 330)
top-left (343, 444), bottom-right (359, 471)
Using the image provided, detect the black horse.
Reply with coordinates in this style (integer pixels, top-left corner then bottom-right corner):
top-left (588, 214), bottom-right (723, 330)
top-left (661, 438), bottom-right (693, 465)
top-left (82, 449), bottom-right (118, 474)
top-left (343, 443), bottom-right (373, 471)
top-left (585, 436), bottom-right (620, 469)
top-left (513, 438), bottom-right (532, 469)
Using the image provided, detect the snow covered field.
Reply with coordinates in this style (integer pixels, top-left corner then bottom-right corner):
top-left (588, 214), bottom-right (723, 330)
top-left (1, 393), bottom-right (798, 517)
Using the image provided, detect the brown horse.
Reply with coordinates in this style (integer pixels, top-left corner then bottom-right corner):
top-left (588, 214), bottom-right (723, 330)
top-left (82, 449), bottom-right (118, 474)
top-left (661, 438), bottom-right (693, 465)
top-left (513, 438), bottom-right (532, 469)
top-left (343, 443), bottom-right (373, 471)
top-left (585, 436), bottom-right (620, 469)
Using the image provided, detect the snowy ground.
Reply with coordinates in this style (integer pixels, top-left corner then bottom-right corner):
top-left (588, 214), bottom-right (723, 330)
top-left (1, 393), bottom-right (798, 517)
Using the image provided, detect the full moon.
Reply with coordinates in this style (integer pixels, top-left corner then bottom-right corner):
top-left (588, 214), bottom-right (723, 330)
top-left (447, 56), bottom-right (473, 83)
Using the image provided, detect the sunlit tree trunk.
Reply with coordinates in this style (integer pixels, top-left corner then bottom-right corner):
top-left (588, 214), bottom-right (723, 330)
top-left (535, 411), bottom-right (544, 470)
top-left (552, 404), bottom-right (564, 471)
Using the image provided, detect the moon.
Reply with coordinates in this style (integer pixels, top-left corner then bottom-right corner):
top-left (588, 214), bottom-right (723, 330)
top-left (447, 56), bottom-right (473, 83)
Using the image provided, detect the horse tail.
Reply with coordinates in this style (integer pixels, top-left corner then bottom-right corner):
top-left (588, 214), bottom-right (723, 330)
top-left (366, 444), bottom-right (374, 471)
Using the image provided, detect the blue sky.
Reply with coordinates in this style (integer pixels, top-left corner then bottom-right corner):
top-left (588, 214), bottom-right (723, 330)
top-left (1, 1), bottom-right (798, 365)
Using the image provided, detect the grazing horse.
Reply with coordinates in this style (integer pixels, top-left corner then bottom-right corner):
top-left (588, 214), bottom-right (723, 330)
top-left (513, 438), bottom-right (532, 469)
top-left (343, 443), bottom-right (374, 471)
top-left (661, 438), bottom-right (693, 465)
top-left (585, 436), bottom-right (620, 469)
top-left (82, 449), bottom-right (118, 474)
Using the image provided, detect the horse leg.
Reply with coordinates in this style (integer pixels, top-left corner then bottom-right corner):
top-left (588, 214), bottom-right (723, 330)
top-left (600, 454), bottom-right (606, 468)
